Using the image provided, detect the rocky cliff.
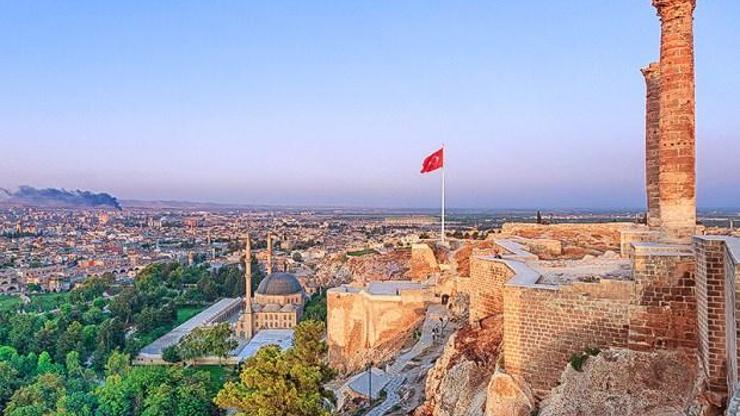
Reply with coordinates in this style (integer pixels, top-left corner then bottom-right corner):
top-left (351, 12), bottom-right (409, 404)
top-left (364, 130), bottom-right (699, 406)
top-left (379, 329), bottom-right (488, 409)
top-left (415, 315), bottom-right (503, 416)
top-left (538, 349), bottom-right (713, 416)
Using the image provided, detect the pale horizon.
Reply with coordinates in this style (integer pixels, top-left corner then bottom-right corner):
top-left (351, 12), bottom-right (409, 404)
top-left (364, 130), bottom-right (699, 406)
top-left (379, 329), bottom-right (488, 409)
top-left (2, 1), bottom-right (739, 209)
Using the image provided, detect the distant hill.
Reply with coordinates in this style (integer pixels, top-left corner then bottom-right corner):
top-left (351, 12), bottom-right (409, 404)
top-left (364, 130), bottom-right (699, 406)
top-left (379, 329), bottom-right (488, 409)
top-left (0, 186), bottom-right (121, 210)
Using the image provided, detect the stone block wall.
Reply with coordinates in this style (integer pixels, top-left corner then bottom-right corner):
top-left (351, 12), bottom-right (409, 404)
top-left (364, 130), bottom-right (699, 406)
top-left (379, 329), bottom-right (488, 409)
top-left (694, 236), bottom-right (729, 396)
top-left (619, 229), bottom-right (661, 257)
top-left (725, 245), bottom-right (739, 396)
top-left (469, 256), bottom-right (514, 324)
top-left (628, 244), bottom-right (697, 350)
top-left (503, 279), bottom-right (633, 397)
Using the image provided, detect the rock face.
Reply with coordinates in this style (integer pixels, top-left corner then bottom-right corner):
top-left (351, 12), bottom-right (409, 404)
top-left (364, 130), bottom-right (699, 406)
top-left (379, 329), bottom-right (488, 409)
top-left (410, 243), bottom-right (441, 280)
top-left (313, 249), bottom-right (410, 288)
top-left (327, 289), bottom-right (425, 374)
top-left (538, 349), bottom-right (706, 416)
top-left (416, 316), bottom-right (503, 416)
top-left (484, 371), bottom-right (535, 416)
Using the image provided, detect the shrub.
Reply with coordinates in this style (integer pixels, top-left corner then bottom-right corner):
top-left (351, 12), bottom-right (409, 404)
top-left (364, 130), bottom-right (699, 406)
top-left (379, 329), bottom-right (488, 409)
top-left (569, 347), bottom-right (601, 372)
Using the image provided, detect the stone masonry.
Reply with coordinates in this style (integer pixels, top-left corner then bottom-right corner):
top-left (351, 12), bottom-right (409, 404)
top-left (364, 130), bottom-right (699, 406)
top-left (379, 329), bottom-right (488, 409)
top-left (503, 278), bottom-right (633, 397)
top-left (628, 243), bottom-right (697, 351)
top-left (654, 0), bottom-right (697, 240)
top-left (694, 236), bottom-right (731, 396)
top-left (469, 257), bottom-right (513, 323)
top-left (642, 62), bottom-right (661, 228)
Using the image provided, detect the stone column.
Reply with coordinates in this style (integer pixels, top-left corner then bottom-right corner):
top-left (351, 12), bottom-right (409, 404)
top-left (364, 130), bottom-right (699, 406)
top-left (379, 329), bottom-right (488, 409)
top-left (642, 62), bottom-right (661, 228)
top-left (653, 0), bottom-right (697, 240)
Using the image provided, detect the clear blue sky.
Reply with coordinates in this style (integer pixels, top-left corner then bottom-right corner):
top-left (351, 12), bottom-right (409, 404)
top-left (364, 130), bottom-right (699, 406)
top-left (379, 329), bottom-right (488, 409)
top-left (1, 1), bottom-right (738, 209)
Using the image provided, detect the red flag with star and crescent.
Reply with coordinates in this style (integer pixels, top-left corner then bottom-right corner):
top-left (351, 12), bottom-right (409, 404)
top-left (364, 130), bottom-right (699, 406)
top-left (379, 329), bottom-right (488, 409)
top-left (420, 148), bottom-right (444, 173)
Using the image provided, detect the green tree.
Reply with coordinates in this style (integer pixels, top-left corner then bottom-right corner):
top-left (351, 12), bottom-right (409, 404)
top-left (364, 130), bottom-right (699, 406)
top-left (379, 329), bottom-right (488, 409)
top-left (4, 372), bottom-right (66, 416)
top-left (57, 320), bottom-right (84, 361)
top-left (161, 345), bottom-right (180, 363)
top-left (0, 361), bottom-right (20, 408)
top-left (141, 384), bottom-right (177, 416)
top-left (215, 320), bottom-right (332, 416)
top-left (177, 322), bottom-right (236, 363)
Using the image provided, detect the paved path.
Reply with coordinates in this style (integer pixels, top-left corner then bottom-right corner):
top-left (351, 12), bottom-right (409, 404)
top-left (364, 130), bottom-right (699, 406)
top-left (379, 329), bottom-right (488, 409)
top-left (366, 304), bottom-right (448, 416)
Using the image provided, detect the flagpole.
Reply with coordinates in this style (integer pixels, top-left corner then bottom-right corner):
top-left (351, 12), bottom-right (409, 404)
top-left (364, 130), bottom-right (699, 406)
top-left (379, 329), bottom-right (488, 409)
top-left (441, 144), bottom-right (445, 244)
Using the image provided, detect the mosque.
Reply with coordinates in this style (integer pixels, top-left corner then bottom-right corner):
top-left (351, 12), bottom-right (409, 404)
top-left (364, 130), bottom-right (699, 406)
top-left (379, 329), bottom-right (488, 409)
top-left (235, 233), bottom-right (305, 340)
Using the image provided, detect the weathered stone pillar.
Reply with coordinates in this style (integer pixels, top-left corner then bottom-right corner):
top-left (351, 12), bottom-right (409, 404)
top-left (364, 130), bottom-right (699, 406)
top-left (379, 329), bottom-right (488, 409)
top-left (653, 0), bottom-right (697, 240)
top-left (642, 62), bottom-right (661, 228)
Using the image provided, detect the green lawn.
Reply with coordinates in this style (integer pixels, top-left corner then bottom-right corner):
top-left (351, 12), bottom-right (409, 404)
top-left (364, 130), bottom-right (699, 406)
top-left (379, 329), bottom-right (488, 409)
top-left (176, 306), bottom-right (206, 324)
top-left (194, 365), bottom-right (233, 393)
top-left (0, 293), bottom-right (70, 313)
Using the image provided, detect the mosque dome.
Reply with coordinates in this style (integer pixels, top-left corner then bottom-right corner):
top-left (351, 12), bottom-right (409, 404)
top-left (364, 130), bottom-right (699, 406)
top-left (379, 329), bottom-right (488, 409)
top-left (256, 272), bottom-right (303, 296)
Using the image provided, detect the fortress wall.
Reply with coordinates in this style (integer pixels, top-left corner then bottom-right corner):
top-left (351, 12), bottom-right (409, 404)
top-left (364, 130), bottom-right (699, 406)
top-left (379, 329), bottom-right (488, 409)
top-left (628, 244), bottom-right (697, 351)
top-left (726, 245), bottom-right (740, 397)
top-left (503, 278), bottom-right (633, 397)
top-left (620, 229), bottom-right (661, 257)
top-left (327, 288), bottom-right (425, 373)
top-left (694, 236), bottom-right (729, 396)
top-left (469, 256), bottom-right (514, 324)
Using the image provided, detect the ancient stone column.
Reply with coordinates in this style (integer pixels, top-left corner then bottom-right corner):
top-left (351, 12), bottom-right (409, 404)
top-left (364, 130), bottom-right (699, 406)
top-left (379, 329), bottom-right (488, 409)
top-left (653, 0), bottom-right (697, 240)
top-left (642, 62), bottom-right (661, 228)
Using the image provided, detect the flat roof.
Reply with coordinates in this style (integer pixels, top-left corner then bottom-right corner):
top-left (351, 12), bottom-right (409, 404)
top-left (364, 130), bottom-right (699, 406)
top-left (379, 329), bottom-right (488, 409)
top-left (139, 297), bottom-right (241, 356)
top-left (233, 329), bottom-right (294, 362)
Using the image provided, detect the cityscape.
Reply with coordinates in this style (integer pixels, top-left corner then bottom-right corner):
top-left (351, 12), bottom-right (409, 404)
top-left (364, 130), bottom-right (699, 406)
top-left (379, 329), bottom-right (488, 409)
top-left (2, 1), bottom-right (740, 416)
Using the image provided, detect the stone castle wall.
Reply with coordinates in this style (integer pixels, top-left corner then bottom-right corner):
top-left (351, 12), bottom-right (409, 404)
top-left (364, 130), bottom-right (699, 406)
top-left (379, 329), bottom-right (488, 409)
top-left (503, 277), bottom-right (633, 397)
top-left (469, 256), bottom-right (513, 324)
top-left (628, 244), bottom-right (697, 351)
top-left (725, 244), bottom-right (739, 399)
top-left (693, 236), bottom-right (740, 401)
top-left (694, 237), bottom-right (728, 396)
top-left (470, 240), bottom-right (702, 397)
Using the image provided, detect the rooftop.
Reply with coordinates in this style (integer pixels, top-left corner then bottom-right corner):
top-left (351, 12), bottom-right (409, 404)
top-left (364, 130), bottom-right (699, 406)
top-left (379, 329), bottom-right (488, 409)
top-left (138, 297), bottom-right (241, 357)
top-left (233, 329), bottom-right (294, 362)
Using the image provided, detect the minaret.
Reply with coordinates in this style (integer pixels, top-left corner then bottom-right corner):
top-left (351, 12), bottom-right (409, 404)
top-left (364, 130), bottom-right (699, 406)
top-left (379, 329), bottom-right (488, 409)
top-left (237, 234), bottom-right (255, 340)
top-left (266, 233), bottom-right (274, 275)
top-left (244, 235), bottom-right (253, 311)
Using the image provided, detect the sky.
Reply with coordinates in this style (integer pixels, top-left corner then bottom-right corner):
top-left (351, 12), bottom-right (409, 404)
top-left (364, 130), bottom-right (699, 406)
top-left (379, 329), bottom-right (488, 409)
top-left (1, 1), bottom-right (738, 210)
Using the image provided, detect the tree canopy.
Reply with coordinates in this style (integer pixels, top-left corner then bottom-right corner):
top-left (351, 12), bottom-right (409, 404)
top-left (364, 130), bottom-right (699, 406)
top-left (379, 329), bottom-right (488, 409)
top-left (215, 320), bottom-right (334, 416)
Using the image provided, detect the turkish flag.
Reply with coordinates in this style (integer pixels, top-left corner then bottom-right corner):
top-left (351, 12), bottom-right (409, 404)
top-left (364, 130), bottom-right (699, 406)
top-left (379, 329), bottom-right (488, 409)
top-left (420, 148), bottom-right (444, 173)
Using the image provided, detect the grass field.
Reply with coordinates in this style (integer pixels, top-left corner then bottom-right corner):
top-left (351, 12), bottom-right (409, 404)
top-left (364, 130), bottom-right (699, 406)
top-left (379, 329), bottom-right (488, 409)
top-left (176, 306), bottom-right (206, 324)
top-left (196, 365), bottom-right (233, 393)
top-left (0, 293), bottom-right (70, 313)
